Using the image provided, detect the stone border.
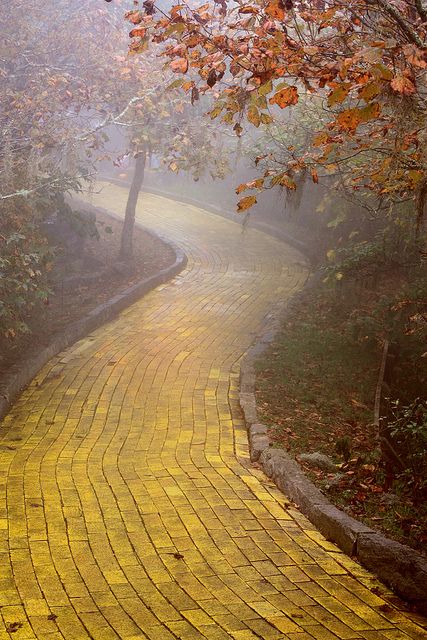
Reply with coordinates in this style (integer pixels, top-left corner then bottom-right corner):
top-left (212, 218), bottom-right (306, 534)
top-left (239, 303), bottom-right (427, 615)
top-left (0, 201), bottom-right (187, 424)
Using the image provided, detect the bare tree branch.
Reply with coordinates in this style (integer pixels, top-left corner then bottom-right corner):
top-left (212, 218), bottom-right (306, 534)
top-left (369, 0), bottom-right (425, 47)
top-left (77, 96), bottom-right (149, 142)
top-left (0, 173), bottom-right (93, 202)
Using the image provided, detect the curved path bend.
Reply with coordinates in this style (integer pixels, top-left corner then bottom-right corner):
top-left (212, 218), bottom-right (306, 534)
top-left (0, 182), bottom-right (426, 640)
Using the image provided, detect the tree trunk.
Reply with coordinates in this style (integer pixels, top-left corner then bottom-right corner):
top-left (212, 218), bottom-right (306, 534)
top-left (415, 181), bottom-right (427, 240)
top-left (119, 148), bottom-right (146, 262)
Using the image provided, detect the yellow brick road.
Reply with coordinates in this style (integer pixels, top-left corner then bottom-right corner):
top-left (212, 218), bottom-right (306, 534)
top-left (0, 182), bottom-right (425, 640)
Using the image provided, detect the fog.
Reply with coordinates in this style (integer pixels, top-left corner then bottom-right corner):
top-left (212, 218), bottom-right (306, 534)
top-left (1, 2), bottom-right (426, 635)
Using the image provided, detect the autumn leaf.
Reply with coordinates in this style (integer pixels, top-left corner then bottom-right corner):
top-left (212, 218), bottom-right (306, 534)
top-left (336, 109), bottom-right (359, 131)
top-left (258, 80), bottom-right (273, 96)
top-left (335, 104), bottom-right (380, 132)
top-left (407, 170), bottom-right (424, 187)
top-left (313, 131), bottom-right (329, 147)
top-left (247, 178), bottom-right (265, 189)
top-left (279, 174), bottom-right (296, 190)
top-left (269, 86), bottom-right (298, 108)
top-left (265, 0), bottom-right (285, 21)
top-left (126, 10), bottom-right (143, 24)
top-left (207, 69), bottom-right (217, 88)
top-left (390, 75), bottom-right (416, 96)
top-left (167, 78), bottom-right (184, 90)
top-left (359, 102), bottom-right (381, 123)
top-left (237, 195), bottom-right (257, 211)
top-left (129, 27), bottom-right (146, 38)
top-left (236, 183), bottom-right (248, 194)
top-left (372, 63), bottom-right (393, 81)
top-left (210, 102), bottom-right (224, 119)
top-left (170, 58), bottom-right (189, 73)
top-left (327, 84), bottom-right (351, 107)
top-left (170, 4), bottom-right (185, 17)
top-left (358, 81), bottom-right (381, 102)
top-left (247, 105), bottom-right (261, 127)
top-left (238, 5), bottom-right (258, 14)
top-left (233, 122), bottom-right (243, 136)
top-left (182, 81), bottom-right (193, 92)
top-left (260, 112), bottom-right (273, 125)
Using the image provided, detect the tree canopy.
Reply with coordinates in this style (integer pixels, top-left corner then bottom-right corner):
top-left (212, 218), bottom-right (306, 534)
top-left (125, 0), bottom-right (427, 229)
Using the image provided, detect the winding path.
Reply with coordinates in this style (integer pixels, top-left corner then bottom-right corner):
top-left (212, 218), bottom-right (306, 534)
top-left (0, 182), bottom-right (426, 640)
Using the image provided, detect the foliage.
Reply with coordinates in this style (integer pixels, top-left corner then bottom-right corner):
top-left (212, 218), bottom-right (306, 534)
top-left (387, 398), bottom-right (427, 499)
top-left (125, 0), bottom-right (427, 229)
top-left (0, 0), bottom-right (130, 337)
top-left (319, 229), bottom-right (426, 377)
top-left (323, 229), bottom-right (424, 282)
top-left (0, 230), bottom-right (53, 338)
top-left (0, 0), bottom-right (230, 328)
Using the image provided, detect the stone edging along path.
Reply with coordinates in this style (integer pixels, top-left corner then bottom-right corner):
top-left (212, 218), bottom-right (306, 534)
top-left (0, 201), bottom-right (187, 424)
top-left (239, 301), bottom-right (427, 616)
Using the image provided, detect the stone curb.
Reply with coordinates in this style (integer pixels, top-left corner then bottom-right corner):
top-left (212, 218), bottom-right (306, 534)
top-left (0, 201), bottom-right (187, 424)
top-left (239, 306), bottom-right (427, 615)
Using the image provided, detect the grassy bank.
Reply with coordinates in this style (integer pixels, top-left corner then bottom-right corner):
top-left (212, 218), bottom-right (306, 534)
top-left (255, 270), bottom-right (427, 553)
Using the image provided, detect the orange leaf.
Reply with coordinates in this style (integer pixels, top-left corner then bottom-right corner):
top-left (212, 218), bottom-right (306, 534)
top-left (279, 174), bottom-right (296, 190)
top-left (171, 4), bottom-right (185, 17)
top-left (336, 108), bottom-right (361, 132)
top-left (247, 178), bottom-right (264, 189)
top-left (170, 58), bottom-right (189, 73)
top-left (390, 75), bottom-right (416, 96)
top-left (129, 27), bottom-right (146, 38)
top-left (126, 10), bottom-right (143, 24)
top-left (238, 5), bottom-right (258, 13)
top-left (237, 195), bottom-right (257, 212)
top-left (313, 131), bottom-right (329, 147)
top-left (336, 103), bottom-right (381, 132)
top-left (269, 86), bottom-right (298, 108)
top-left (327, 84), bottom-right (351, 107)
top-left (265, 0), bottom-right (285, 21)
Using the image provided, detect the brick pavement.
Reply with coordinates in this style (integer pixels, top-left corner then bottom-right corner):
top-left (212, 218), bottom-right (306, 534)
top-left (0, 182), bottom-right (425, 639)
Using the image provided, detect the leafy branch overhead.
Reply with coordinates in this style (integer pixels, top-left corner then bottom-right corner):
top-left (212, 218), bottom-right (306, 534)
top-left (123, 0), bottom-right (427, 227)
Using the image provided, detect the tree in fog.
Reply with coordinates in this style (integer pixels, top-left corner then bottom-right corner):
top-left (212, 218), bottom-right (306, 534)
top-left (115, 78), bottom-right (229, 261)
top-left (0, 0), bottom-right (142, 335)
